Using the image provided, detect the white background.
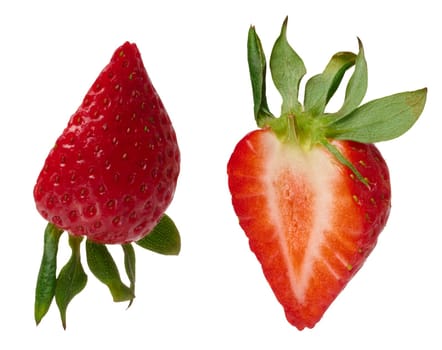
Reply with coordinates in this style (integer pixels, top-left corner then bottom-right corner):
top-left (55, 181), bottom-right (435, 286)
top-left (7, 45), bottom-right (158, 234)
top-left (1, 0), bottom-right (440, 348)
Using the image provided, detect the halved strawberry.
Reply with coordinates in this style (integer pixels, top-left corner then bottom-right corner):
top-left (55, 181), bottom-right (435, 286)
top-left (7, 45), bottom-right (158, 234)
top-left (227, 18), bottom-right (426, 330)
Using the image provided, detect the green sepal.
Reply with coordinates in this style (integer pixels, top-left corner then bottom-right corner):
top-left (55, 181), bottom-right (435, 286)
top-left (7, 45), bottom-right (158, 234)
top-left (246, 17), bottom-right (427, 187)
top-left (334, 38), bottom-right (368, 118)
top-left (55, 235), bottom-right (88, 329)
top-left (85, 240), bottom-right (134, 303)
top-left (321, 139), bottom-right (368, 186)
top-left (326, 88), bottom-right (427, 143)
top-left (122, 243), bottom-right (136, 307)
top-left (269, 17), bottom-right (306, 115)
top-left (136, 214), bottom-right (181, 255)
top-left (34, 223), bottom-right (63, 325)
top-left (247, 24), bottom-right (275, 127)
top-left (304, 51), bottom-right (356, 116)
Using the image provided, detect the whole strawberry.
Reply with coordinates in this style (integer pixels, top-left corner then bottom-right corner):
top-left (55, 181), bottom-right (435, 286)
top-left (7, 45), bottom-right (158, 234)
top-left (34, 42), bottom-right (181, 328)
top-left (227, 18), bottom-right (426, 330)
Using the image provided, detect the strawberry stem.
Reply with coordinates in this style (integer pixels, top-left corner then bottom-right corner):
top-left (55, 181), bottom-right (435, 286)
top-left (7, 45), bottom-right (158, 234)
top-left (286, 114), bottom-right (298, 144)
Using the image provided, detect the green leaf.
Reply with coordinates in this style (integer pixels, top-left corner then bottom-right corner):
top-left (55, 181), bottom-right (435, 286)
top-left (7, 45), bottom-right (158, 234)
top-left (326, 88), bottom-right (427, 143)
top-left (269, 17), bottom-right (306, 115)
top-left (136, 214), bottom-right (181, 255)
top-left (86, 240), bottom-right (134, 303)
top-left (247, 24), bottom-right (274, 126)
top-left (334, 38), bottom-right (368, 118)
top-left (122, 243), bottom-right (136, 307)
top-left (55, 235), bottom-right (87, 329)
top-left (304, 51), bottom-right (356, 116)
top-left (34, 223), bottom-right (63, 325)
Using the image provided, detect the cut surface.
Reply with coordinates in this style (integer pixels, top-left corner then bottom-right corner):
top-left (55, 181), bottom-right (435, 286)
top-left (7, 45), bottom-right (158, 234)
top-left (227, 129), bottom-right (390, 329)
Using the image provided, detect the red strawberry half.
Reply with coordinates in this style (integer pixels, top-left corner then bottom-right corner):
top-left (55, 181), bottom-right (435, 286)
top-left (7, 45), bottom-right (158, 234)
top-left (227, 18), bottom-right (426, 330)
top-left (33, 42), bottom-right (181, 328)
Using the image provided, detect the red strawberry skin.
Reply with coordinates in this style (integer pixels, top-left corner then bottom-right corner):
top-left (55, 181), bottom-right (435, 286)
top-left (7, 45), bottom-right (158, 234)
top-left (34, 42), bottom-right (180, 244)
top-left (227, 129), bottom-right (391, 329)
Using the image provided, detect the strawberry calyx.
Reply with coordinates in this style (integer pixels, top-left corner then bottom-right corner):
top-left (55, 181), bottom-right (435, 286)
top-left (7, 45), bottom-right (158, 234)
top-left (35, 214), bottom-right (180, 329)
top-left (248, 17), bottom-right (427, 179)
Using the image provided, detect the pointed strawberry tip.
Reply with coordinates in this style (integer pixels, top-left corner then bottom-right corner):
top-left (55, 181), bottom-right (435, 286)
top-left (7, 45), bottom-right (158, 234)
top-left (290, 316), bottom-right (321, 331)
